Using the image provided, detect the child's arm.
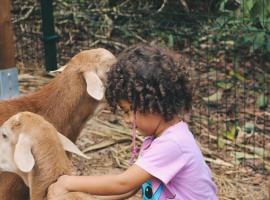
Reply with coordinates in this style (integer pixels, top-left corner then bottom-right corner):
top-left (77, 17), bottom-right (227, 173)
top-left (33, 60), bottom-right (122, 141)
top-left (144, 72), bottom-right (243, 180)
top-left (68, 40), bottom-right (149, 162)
top-left (48, 165), bottom-right (150, 198)
top-left (97, 188), bottom-right (140, 200)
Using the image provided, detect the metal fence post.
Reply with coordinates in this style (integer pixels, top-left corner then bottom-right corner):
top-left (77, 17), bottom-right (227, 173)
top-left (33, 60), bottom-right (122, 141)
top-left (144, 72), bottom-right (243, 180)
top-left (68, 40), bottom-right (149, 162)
top-left (40, 0), bottom-right (58, 71)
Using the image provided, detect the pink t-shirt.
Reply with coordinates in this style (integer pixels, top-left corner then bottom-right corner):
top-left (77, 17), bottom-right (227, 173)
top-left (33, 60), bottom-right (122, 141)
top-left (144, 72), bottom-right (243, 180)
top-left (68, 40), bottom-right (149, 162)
top-left (135, 121), bottom-right (217, 200)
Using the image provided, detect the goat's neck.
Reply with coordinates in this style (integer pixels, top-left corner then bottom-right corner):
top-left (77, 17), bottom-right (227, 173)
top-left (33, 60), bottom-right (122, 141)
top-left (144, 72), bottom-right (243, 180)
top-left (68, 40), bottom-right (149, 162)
top-left (31, 75), bottom-right (99, 142)
top-left (28, 154), bottom-right (71, 200)
top-left (29, 173), bottom-right (67, 200)
top-left (51, 93), bottom-right (99, 142)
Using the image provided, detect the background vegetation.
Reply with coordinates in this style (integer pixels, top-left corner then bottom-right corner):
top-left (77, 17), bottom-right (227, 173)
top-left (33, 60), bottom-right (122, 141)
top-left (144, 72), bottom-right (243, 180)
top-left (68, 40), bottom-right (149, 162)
top-left (11, 1), bottom-right (270, 199)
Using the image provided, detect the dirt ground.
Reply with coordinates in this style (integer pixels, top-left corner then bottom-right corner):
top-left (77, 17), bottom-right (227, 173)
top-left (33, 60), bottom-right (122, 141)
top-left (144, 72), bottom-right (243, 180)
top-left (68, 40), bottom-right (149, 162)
top-left (71, 120), bottom-right (142, 200)
top-left (18, 71), bottom-right (269, 200)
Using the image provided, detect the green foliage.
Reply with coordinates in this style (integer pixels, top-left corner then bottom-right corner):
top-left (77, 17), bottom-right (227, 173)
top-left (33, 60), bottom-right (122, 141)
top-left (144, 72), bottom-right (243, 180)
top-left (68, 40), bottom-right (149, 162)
top-left (201, 0), bottom-right (270, 56)
top-left (256, 94), bottom-right (268, 110)
top-left (242, 122), bottom-right (255, 133)
top-left (202, 90), bottom-right (224, 104)
top-left (216, 80), bottom-right (234, 90)
top-left (218, 0), bottom-right (270, 26)
top-left (224, 125), bottom-right (238, 141)
top-left (53, 0), bottom-right (270, 57)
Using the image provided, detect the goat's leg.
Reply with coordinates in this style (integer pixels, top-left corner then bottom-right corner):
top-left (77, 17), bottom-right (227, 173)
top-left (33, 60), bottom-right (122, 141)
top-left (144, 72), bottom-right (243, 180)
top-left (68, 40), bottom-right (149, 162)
top-left (0, 172), bottom-right (29, 200)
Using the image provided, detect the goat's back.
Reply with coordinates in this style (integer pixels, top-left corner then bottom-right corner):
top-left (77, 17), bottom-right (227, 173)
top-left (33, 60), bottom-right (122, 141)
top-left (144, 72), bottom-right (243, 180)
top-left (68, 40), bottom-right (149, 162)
top-left (0, 96), bottom-right (35, 124)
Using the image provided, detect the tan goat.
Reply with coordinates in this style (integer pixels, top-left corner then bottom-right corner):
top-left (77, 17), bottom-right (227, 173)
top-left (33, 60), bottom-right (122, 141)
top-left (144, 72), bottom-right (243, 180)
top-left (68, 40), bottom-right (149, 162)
top-left (0, 48), bottom-right (116, 200)
top-left (0, 112), bottom-right (96, 200)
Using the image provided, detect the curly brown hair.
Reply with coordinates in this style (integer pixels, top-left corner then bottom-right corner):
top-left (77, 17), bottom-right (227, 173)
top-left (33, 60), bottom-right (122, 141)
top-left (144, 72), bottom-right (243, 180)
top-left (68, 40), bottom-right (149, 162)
top-left (105, 44), bottom-right (192, 121)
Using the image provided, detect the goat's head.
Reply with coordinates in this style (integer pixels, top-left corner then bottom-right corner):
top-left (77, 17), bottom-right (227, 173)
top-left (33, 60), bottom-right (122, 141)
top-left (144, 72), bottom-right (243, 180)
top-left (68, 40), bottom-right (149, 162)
top-left (58, 48), bottom-right (116, 101)
top-left (0, 112), bottom-right (88, 179)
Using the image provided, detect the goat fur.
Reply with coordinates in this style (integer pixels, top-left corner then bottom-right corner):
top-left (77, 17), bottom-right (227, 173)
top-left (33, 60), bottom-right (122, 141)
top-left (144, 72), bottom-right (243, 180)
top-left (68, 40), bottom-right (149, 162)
top-left (0, 48), bottom-right (116, 200)
top-left (0, 112), bottom-right (95, 200)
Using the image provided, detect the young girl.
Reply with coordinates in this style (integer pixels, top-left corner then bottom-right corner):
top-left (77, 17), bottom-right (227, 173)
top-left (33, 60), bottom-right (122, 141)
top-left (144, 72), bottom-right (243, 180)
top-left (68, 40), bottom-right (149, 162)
top-left (48, 44), bottom-right (217, 200)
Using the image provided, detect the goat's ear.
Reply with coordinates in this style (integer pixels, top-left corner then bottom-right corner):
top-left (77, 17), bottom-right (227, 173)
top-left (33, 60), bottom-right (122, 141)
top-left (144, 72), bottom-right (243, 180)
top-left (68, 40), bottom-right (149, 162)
top-left (56, 132), bottom-right (89, 159)
top-left (14, 134), bottom-right (35, 173)
top-left (83, 71), bottom-right (104, 101)
top-left (48, 64), bottom-right (68, 76)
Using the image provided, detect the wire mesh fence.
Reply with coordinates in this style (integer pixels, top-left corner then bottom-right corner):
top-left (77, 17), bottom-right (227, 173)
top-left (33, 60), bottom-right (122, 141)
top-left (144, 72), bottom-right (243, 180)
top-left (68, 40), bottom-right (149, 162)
top-left (11, 0), bottom-right (270, 199)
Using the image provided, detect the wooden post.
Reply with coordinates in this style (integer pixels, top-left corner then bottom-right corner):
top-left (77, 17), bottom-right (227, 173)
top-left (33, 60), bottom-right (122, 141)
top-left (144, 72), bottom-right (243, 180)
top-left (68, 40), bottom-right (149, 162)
top-left (0, 0), bottom-right (19, 99)
top-left (0, 0), bottom-right (15, 69)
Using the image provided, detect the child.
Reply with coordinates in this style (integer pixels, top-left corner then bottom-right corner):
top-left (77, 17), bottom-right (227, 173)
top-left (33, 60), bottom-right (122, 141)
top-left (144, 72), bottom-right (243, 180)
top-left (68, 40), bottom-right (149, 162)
top-left (48, 44), bottom-right (217, 200)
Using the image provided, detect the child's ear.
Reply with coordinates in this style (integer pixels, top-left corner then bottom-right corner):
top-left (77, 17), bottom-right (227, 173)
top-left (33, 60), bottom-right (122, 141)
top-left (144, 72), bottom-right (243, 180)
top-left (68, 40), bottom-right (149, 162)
top-left (83, 71), bottom-right (104, 101)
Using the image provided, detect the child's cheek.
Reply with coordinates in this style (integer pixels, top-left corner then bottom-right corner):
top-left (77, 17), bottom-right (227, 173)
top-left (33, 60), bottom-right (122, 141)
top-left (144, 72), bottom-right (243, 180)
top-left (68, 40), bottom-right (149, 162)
top-left (135, 121), bottom-right (149, 135)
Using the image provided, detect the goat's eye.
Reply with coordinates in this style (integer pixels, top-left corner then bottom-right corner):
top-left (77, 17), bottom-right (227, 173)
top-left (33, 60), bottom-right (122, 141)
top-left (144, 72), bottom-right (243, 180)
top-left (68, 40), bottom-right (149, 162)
top-left (2, 133), bottom-right (8, 139)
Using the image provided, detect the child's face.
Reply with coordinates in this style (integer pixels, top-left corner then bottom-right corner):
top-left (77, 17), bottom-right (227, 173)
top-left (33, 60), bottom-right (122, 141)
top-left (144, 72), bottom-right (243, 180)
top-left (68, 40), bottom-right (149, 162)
top-left (118, 100), bottom-right (163, 136)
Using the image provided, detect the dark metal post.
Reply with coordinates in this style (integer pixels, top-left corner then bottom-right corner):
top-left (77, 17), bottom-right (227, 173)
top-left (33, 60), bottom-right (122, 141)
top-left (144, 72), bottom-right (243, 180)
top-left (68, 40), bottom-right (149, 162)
top-left (40, 0), bottom-right (58, 71)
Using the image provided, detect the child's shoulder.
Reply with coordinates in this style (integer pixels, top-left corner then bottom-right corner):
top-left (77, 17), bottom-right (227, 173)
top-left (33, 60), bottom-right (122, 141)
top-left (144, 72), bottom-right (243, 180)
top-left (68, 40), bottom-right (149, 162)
top-left (159, 121), bottom-right (191, 141)
top-left (153, 121), bottom-right (197, 150)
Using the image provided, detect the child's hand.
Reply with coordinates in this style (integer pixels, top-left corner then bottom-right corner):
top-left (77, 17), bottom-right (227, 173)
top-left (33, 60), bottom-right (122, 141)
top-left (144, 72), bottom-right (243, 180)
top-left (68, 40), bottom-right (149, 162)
top-left (47, 175), bottom-right (69, 199)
